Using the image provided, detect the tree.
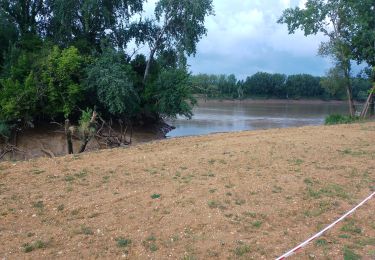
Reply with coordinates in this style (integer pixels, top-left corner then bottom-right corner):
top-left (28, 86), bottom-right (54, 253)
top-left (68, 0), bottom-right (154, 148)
top-left (278, 0), bottom-right (356, 115)
top-left (144, 68), bottom-right (196, 119)
top-left (41, 46), bottom-right (85, 118)
top-left (345, 0), bottom-right (375, 76)
top-left (321, 66), bottom-right (347, 99)
top-left (47, 0), bottom-right (145, 52)
top-left (137, 0), bottom-right (214, 84)
top-left (85, 47), bottom-right (140, 118)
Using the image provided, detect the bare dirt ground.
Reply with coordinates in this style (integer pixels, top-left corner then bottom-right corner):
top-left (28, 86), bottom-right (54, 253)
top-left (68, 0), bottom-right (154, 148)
top-left (0, 123), bottom-right (374, 259)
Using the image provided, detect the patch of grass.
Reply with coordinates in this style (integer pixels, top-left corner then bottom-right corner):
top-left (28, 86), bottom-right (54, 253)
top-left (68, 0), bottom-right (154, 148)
top-left (151, 193), bottom-right (161, 199)
top-left (31, 169), bottom-right (45, 175)
top-left (64, 175), bottom-right (75, 182)
top-left (235, 199), bottom-right (246, 205)
top-left (22, 240), bottom-right (47, 253)
top-left (272, 186), bottom-right (283, 193)
top-left (209, 189), bottom-right (217, 193)
top-left (341, 220), bottom-right (362, 234)
top-left (343, 247), bottom-right (361, 260)
top-left (80, 225), bottom-right (94, 235)
top-left (234, 244), bottom-right (251, 256)
top-left (208, 200), bottom-right (221, 209)
top-left (116, 237), bottom-right (132, 248)
top-left (252, 220), bottom-right (263, 228)
top-left (315, 238), bottom-right (328, 247)
top-left (74, 170), bottom-right (87, 179)
top-left (356, 237), bottom-right (375, 247)
top-left (143, 235), bottom-right (158, 252)
top-left (304, 178), bottom-right (314, 186)
top-left (33, 201), bottom-right (44, 209)
top-left (307, 183), bottom-right (349, 199)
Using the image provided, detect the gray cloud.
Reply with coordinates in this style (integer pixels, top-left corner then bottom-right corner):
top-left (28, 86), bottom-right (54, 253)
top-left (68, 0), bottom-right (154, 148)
top-left (141, 0), bottom-right (333, 79)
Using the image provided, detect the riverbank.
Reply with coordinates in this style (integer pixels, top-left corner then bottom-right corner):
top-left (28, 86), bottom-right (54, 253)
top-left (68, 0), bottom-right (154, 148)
top-left (1, 123), bottom-right (374, 259)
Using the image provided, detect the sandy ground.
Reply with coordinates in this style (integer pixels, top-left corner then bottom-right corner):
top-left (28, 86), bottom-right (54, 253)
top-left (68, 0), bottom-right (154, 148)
top-left (0, 123), bottom-right (374, 259)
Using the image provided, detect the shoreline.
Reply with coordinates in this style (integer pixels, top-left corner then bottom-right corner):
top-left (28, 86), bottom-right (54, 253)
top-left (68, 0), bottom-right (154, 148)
top-left (195, 97), bottom-right (358, 106)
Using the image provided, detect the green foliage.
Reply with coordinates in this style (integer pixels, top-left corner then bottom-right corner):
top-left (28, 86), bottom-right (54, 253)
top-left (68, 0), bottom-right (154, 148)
top-left (191, 73), bottom-right (240, 98)
top-left (86, 48), bottom-right (139, 118)
top-left (41, 46), bottom-right (85, 118)
top-left (0, 121), bottom-right (11, 139)
top-left (325, 114), bottom-right (361, 125)
top-left (145, 68), bottom-right (196, 119)
top-left (0, 71), bottom-right (39, 122)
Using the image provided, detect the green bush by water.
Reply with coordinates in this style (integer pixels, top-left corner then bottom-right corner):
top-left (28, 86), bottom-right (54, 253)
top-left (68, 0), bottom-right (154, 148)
top-left (325, 114), bottom-right (361, 125)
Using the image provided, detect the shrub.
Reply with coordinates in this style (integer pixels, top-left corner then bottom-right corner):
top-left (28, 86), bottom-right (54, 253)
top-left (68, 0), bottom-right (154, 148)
top-left (325, 114), bottom-right (361, 125)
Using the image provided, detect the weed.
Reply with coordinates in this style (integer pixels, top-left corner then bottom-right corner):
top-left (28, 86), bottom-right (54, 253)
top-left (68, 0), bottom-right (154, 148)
top-left (33, 201), bottom-right (44, 209)
top-left (343, 247), bottom-right (361, 260)
top-left (75, 170), bottom-right (87, 179)
top-left (22, 240), bottom-right (47, 253)
top-left (57, 204), bottom-right (64, 211)
top-left (252, 220), bottom-right (263, 228)
top-left (64, 175), bottom-right (75, 182)
top-left (341, 220), bottom-right (362, 234)
top-left (315, 239), bottom-right (328, 247)
top-left (208, 200), bottom-right (218, 208)
top-left (209, 189), bottom-right (217, 193)
top-left (116, 237), bottom-right (132, 248)
top-left (235, 199), bottom-right (246, 205)
top-left (272, 186), bottom-right (283, 193)
top-left (143, 235), bottom-right (158, 252)
top-left (80, 225), bottom-right (94, 235)
top-left (151, 194), bottom-right (161, 199)
top-left (234, 244), bottom-right (251, 256)
top-left (304, 178), bottom-right (314, 185)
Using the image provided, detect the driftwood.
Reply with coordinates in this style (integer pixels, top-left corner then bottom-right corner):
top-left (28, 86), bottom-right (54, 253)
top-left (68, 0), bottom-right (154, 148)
top-left (0, 144), bottom-right (25, 160)
top-left (95, 116), bottom-right (133, 148)
top-left (78, 111), bottom-right (98, 153)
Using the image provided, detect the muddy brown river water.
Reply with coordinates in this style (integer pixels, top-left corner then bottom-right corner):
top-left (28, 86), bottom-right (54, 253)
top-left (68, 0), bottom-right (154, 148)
top-left (167, 99), bottom-right (350, 137)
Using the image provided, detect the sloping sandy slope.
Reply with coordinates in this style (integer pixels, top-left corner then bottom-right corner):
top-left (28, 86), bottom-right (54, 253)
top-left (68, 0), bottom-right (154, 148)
top-left (0, 123), bottom-right (374, 259)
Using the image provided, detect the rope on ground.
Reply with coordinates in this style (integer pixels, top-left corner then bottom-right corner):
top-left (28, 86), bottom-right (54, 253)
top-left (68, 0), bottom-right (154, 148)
top-left (276, 191), bottom-right (375, 260)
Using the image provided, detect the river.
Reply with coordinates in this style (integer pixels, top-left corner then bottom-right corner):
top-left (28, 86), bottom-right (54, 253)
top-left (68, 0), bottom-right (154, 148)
top-left (167, 100), bottom-right (349, 137)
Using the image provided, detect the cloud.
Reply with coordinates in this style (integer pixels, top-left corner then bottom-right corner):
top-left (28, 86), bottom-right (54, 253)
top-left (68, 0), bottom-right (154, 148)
top-left (139, 0), bottom-right (332, 79)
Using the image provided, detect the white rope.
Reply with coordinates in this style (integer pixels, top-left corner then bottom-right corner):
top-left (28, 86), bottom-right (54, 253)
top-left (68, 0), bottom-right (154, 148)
top-left (276, 191), bottom-right (375, 260)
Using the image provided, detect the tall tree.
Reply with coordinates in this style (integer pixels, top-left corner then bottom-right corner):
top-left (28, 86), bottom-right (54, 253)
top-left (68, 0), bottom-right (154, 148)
top-left (137, 0), bottom-right (214, 84)
top-left (278, 0), bottom-right (356, 115)
top-left (47, 0), bottom-right (144, 51)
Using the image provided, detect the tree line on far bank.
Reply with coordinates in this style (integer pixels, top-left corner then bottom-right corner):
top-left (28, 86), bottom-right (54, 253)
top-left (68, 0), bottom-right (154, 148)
top-left (190, 72), bottom-right (372, 101)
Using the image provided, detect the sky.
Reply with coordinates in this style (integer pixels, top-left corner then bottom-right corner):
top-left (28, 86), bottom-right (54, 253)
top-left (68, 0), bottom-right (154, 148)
top-left (141, 0), bottom-right (333, 79)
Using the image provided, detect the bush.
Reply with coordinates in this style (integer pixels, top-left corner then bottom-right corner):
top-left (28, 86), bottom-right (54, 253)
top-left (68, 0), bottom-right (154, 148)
top-left (325, 114), bottom-right (361, 125)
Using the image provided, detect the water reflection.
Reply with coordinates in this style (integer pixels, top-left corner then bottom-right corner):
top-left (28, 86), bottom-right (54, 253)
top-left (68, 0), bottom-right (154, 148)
top-left (167, 100), bottom-right (348, 137)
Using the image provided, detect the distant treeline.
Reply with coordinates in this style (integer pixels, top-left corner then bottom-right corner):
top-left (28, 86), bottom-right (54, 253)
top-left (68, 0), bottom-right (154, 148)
top-left (191, 72), bottom-right (372, 100)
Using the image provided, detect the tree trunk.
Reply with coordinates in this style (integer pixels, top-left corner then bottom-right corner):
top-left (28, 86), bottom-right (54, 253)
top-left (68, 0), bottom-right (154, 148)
top-left (344, 67), bottom-right (355, 117)
top-left (143, 49), bottom-right (156, 84)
